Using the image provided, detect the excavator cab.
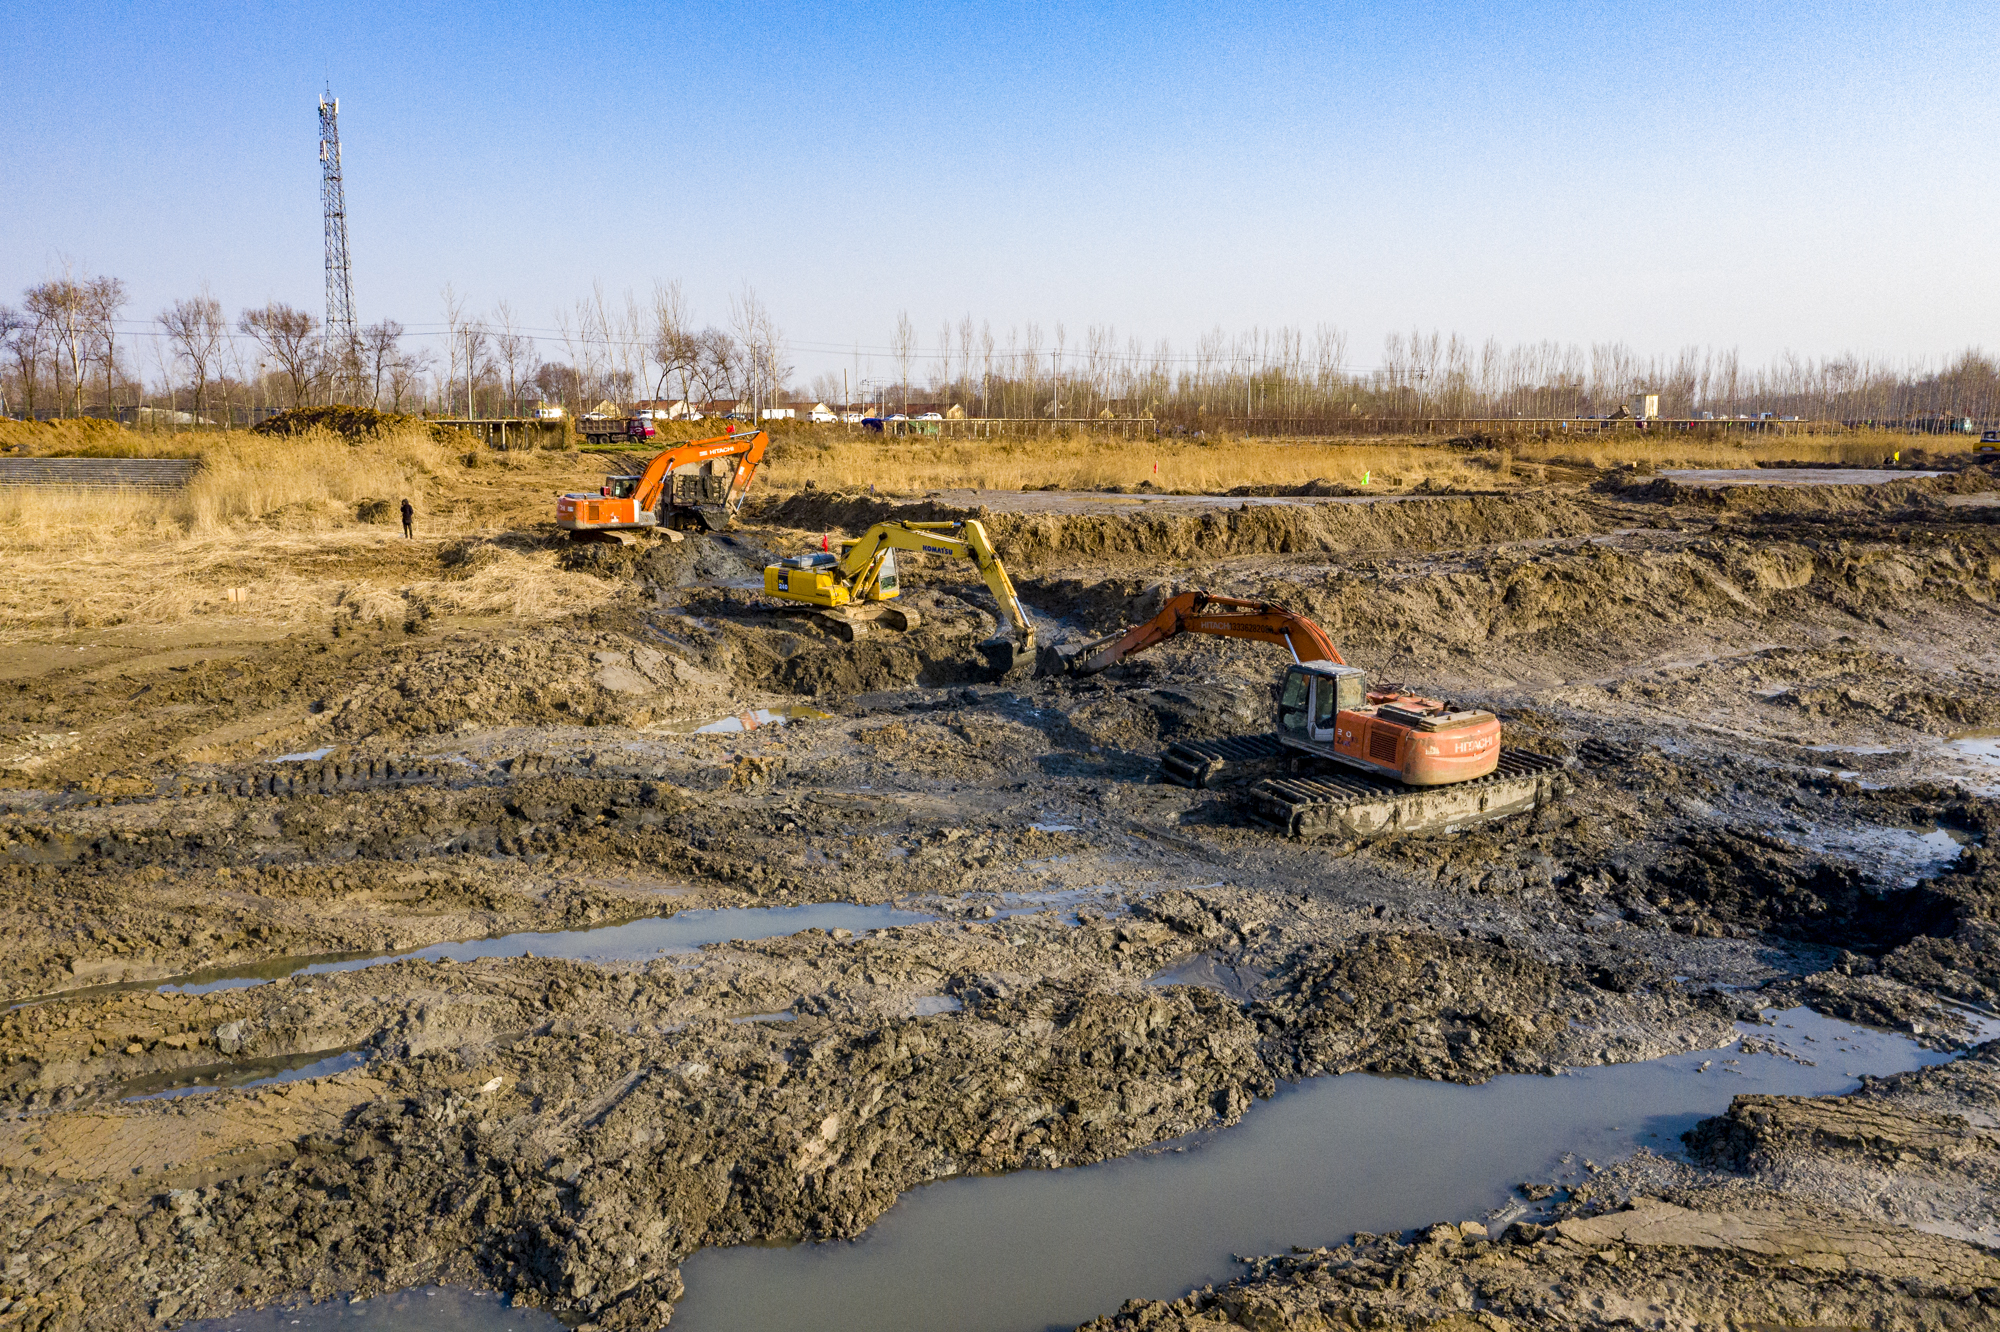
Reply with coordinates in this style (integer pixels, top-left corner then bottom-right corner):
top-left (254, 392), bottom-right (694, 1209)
top-left (605, 476), bottom-right (639, 499)
top-left (1278, 664), bottom-right (1368, 743)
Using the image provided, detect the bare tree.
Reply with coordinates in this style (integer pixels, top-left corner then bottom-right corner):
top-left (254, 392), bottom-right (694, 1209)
top-left (0, 303), bottom-right (42, 418)
top-left (493, 302), bottom-right (534, 415)
top-left (439, 284), bottom-right (469, 416)
top-left (359, 320), bottom-right (404, 409)
top-left (237, 302), bottom-right (322, 408)
top-left (690, 328), bottom-right (742, 407)
top-left (648, 280), bottom-right (698, 406)
top-left (730, 285), bottom-right (789, 417)
top-left (25, 270), bottom-right (89, 417)
top-left (385, 343), bottom-right (432, 413)
top-left (891, 311), bottom-right (915, 414)
top-left (158, 289), bottom-right (228, 420)
top-left (462, 323), bottom-right (489, 417)
top-left (85, 276), bottom-right (128, 412)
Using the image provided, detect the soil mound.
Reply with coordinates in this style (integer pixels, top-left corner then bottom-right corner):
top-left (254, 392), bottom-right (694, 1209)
top-left (556, 534), bottom-right (766, 587)
top-left (758, 491), bottom-right (1610, 572)
top-left (1603, 460), bottom-right (2000, 517)
top-left (252, 405), bottom-right (486, 446)
top-left (325, 628), bottom-right (733, 737)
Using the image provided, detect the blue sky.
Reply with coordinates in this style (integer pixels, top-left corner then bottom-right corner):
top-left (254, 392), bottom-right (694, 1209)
top-left (2, 0), bottom-right (1994, 378)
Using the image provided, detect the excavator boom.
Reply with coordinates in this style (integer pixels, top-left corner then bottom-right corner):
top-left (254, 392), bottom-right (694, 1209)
top-left (556, 429), bottom-right (768, 540)
top-left (1050, 591), bottom-right (1344, 675)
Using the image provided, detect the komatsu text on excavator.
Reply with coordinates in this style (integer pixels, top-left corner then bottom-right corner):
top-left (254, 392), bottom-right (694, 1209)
top-left (763, 519), bottom-right (1036, 671)
top-left (1045, 589), bottom-right (1565, 839)
top-left (555, 429), bottom-right (768, 542)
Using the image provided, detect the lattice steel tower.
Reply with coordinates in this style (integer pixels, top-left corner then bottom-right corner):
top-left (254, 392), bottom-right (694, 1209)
top-left (318, 89), bottom-right (359, 363)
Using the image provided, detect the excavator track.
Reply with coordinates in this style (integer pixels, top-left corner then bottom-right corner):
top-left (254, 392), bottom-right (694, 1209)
top-left (1248, 749), bottom-right (1567, 839)
top-left (1161, 734), bottom-right (1566, 839)
top-left (1160, 733), bottom-right (1291, 789)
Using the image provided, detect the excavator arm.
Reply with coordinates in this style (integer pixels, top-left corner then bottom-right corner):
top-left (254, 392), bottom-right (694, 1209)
top-left (634, 429), bottom-right (769, 518)
top-left (558, 430), bottom-right (768, 541)
top-left (1050, 590), bottom-right (1344, 675)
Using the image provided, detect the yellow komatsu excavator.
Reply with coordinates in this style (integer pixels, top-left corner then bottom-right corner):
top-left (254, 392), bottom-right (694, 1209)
top-left (763, 519), bottom-right (1036, 670)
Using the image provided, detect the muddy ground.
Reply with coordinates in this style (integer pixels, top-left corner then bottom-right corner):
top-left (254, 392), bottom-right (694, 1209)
top-left (2, 457), bottom-right (1999, 1329)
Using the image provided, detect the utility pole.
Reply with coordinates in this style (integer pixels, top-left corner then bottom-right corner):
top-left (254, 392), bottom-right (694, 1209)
top-left (319, 87), bottom-right (359, 402)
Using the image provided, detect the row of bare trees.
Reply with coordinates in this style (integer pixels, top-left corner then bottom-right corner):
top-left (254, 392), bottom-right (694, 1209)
top-left (0, 267), bottom-right (440, 425)
top-left (6, 265), bottom-right (1993, 429)
top-left (879, 317), bottom-right (2000, 426)
top-left (0, 265), bottom-right (129, 419)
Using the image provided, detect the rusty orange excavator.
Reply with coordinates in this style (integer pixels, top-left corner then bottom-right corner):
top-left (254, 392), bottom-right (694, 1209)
top-left (556, 430), bottom-right (769, 542)
top-left (1043, 590), bottom-right (1565, 839)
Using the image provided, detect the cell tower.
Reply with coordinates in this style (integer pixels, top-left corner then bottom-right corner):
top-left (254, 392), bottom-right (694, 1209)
top-left (318, 89), bottom-right (359, 371)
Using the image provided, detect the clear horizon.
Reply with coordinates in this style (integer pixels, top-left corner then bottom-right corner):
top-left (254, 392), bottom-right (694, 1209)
top-left (4, 0), bottom-right (1995, 383)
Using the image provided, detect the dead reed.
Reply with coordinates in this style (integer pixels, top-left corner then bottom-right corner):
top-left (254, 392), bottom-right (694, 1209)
top-left (0, 427), bottom-right (614, 635)
top-left (762, 428), bottom-right (1931, 495)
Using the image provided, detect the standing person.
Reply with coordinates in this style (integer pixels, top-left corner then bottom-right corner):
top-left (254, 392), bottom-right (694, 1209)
top-left (400, 498), bottom-right (414, 538)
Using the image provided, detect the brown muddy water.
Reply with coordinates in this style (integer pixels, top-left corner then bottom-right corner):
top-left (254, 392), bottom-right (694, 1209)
top-left (180, 1009), bottom-right (1970, 1332)
top-left (10, 902), bottom-right (938, 1009)
top-left (670, 1008), bottom-right (1968, 1332)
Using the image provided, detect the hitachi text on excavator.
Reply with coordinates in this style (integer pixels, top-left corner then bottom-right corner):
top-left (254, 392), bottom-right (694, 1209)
top-left (555, 430), bottom-right (768, 542)
top-left (1045, 590), bottom-right (1566, 839)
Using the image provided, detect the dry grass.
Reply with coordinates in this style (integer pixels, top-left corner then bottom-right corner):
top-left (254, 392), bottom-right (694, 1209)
top-left (763, 428), bottom-right (1940, 495)
top-left (0, 426), bottom-right (616, 636)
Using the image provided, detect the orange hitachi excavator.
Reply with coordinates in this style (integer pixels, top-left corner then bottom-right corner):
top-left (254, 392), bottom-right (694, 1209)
top-left (1044, 589), bottom-right (1565, 838)
top-left (555, 429), bottom-right (769, 542)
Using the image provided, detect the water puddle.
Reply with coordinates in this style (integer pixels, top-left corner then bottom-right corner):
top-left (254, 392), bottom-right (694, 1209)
top-left (1950, 727), bottom-right (2000, 765)
top-left (672, 1007), bottom-right (1955, 1332)
top-left (123, 1047), bottom-right (367, 1102)
top-left (180, 1284), bottom-right (558, 1331)
top-left (911, 996), bottom-right (963, 1016)
top-left (664, 706), bottom-right (832, 735)
top-left (1663, 467), bottom-right (1941, 487)
top-left (1145, 953), bottom-right (1268, 1002)
top-left (271, 746), bottom-right (337, 763)
top-left (11, 903), bottom-right (936, 1008)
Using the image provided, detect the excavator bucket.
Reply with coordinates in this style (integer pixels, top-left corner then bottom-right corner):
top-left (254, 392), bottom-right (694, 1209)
top-left (980, 636), bottom-right (1034, 675)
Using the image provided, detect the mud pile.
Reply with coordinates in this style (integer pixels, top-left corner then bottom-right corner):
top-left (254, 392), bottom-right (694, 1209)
top-left (757, 490), bottom-right (1613, 572)
top-left (1080, 1193), bottom-right (2000, 1330)
top-left (323, 629), bottom-right (736, 737)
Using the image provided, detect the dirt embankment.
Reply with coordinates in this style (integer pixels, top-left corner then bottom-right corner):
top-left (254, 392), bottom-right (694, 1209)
top-left (756, 490), bottom-right (1615, 572)
top-left (1080, 1193), bottom-right (2000, 1330)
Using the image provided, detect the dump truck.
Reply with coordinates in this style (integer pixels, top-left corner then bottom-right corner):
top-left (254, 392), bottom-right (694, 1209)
top-left (576, 415), bottom-right (656, 445)
top-left (555, 430), bottom-right (768, 542)
top-left (762, 519), bottom-right (1036, 671)
top-left (1045, 589), bottom-right (1565, 838)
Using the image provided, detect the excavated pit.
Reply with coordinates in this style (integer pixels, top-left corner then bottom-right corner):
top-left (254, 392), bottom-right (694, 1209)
top-left (3, 461), bottom-right (2000, 1331)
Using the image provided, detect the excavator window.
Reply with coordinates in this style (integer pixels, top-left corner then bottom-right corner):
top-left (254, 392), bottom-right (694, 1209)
top-left (877, 550), bottom-right (899, 596)
top-left (606, 477), bottom-right (638, 499)
top-left (1313, 676), bottom-right (1340, 729)
top-left (1278, 669), bottom-right (1310, 736)
top-left (1333, 668), bottom-right (1367, 712)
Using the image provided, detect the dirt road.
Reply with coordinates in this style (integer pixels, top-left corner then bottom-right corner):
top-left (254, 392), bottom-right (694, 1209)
top-left (2, 453), bottom-right (1998, 1329)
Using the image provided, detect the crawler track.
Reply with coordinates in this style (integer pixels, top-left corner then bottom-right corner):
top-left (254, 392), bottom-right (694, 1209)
top-left (1162, 734), bottom-right (1567, 838)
